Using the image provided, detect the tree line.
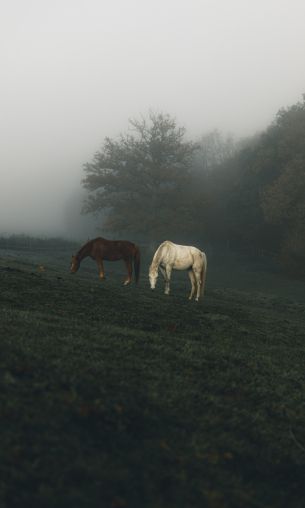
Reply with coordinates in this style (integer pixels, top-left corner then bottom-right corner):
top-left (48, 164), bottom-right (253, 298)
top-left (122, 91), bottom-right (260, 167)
top-left (82, 96), bottom-right (305, 275)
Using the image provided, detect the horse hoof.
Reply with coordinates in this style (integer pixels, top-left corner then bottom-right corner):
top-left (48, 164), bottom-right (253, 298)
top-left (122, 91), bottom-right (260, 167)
top-left (123, 280), bottom-right (131, 286)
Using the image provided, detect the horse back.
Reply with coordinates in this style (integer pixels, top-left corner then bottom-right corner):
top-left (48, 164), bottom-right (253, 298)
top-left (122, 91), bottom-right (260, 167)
top-left (93, 237), bottom-right (137, 260)
top-left (157, 242), bottom-right (204, 270)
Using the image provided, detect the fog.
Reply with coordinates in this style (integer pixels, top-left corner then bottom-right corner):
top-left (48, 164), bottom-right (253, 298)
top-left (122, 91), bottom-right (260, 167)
top-left (1, 0), bottom-right (305, 238)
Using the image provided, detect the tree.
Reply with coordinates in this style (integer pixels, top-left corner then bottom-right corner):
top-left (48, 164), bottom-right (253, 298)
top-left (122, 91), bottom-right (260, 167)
top-left (189, 130), bottom-right (242, 247)
top-left (213, 94), bottom-right (305, 267)
top-left (82, 112), bottom-right (196, 240)
top-left (261, 158), bottom-right (305, 229)
top-left (193, 129), bottom-right (236, 173)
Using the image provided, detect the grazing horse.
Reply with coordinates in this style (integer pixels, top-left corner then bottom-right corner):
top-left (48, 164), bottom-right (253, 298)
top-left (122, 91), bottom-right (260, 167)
top-left (70, 237), bottom-right (140, 285)
top-left (149, 241), bottom-right (207, 301)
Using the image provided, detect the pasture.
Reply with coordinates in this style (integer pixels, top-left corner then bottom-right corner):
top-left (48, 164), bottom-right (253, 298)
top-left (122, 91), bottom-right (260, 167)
top-left (1, 239), bottom-right (305, 508)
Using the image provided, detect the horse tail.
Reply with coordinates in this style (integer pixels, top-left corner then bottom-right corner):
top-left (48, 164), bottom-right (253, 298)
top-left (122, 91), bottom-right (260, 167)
top-left (200, 252), bottom-right (207, 296)
top-left (133, 245), bottom-right (141, 284)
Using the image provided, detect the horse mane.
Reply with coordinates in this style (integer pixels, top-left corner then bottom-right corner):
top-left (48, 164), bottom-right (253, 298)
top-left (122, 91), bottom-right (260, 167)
top-left (76, 238), bottom-right (97, 258)
top-left (151, 245), bottom-right (162, 266)
top-left (152, 241), bottom-right (173, 266)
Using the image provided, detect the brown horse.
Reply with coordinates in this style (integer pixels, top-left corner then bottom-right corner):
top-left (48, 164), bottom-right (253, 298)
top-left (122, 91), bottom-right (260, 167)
top-left (70, 237), bottom-right (140, 285)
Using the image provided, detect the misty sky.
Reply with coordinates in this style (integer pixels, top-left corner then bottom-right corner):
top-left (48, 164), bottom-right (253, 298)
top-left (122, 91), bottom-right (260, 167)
top-left (1, 0), bottom-right (305, 237)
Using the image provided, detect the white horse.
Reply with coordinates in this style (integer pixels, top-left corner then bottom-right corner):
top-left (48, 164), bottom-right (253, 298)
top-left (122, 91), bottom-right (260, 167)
top-left (149, 241), bottom-right (207, 301)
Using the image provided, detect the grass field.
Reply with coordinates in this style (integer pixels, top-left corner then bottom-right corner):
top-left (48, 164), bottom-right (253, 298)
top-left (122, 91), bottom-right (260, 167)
top-left (1, 241), bottom-right (305, 508)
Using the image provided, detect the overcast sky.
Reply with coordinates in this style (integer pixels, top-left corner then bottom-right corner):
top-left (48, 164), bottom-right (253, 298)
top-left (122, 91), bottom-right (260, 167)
top-left (1, 0), bottom-right (305, 237)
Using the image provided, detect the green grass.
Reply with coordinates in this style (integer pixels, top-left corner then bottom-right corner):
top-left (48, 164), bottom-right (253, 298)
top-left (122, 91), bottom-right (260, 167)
top-left (0, 245), bottom-right (305, 508)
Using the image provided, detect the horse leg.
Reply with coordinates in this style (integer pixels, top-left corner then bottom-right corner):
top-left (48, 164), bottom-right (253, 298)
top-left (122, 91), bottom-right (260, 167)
top-left (193, 268), bottom-right (202, 301)
top-left (97, 260), bottom-right (106, 280)
top-left (159, 266), bottom-right (170, 295)
top-left (123, 258), bottom-right (132, 285)
top-left (164, 265), bottom-right (172, 295)
top-left (188, 269), bottom-right (196, 300)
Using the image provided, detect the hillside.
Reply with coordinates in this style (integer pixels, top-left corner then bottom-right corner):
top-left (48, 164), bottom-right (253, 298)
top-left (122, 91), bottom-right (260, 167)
top-left (1, 244), bottom-right (305, 508)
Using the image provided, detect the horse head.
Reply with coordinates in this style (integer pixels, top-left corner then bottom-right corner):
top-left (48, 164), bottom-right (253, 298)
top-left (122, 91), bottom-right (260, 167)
top-left (70, 255), bottom-right (80, 273)
top-left (148, 264), bottom-right (158, 289)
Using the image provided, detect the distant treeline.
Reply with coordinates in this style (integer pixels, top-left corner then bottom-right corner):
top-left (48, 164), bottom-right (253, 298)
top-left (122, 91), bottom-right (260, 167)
top-left (0, 234), bottom-right (78, 251)
top-left (82, 97), bottom-right (305, 276)
top-left (198, 96), bottom-right (305, 276)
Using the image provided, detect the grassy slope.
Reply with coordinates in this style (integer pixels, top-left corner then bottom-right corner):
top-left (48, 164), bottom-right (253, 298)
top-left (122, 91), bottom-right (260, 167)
top-left (0, 247), bottom-right (305, 508)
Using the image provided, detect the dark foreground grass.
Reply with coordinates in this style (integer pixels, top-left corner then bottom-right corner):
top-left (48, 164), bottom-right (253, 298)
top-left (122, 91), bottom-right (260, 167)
top-left (1, 249), bottom-right (305, 508)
